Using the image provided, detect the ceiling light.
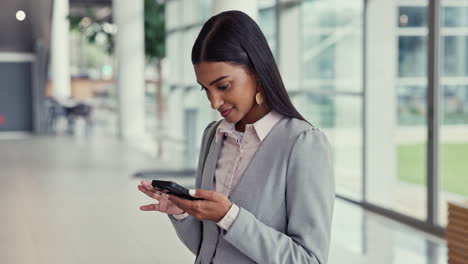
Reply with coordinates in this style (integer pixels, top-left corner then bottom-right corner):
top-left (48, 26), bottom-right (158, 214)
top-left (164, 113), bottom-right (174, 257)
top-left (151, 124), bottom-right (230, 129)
top-left (399, 15), bottom-right (409, 26)
top-left (16, 10), bottom-right (26, 21)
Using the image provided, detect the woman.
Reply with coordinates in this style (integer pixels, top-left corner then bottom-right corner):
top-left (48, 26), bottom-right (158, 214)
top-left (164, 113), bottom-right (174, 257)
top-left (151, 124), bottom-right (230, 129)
top-left (138, 10), bottom-right (334, 264)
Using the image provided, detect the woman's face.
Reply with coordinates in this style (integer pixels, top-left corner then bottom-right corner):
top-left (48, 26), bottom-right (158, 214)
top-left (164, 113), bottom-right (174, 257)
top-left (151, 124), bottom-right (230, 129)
top-left (194, 62), bottom-right (262, 125)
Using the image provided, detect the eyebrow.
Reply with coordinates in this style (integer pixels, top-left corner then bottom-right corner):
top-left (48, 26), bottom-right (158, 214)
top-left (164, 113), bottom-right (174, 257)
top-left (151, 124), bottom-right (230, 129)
top-left (197, 76), bottom-right (230, 87)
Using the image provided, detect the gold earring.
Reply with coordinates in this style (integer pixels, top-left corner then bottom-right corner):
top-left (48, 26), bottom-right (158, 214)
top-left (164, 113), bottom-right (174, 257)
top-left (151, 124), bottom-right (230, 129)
top-left (255, 92), bottom-right (264, 106)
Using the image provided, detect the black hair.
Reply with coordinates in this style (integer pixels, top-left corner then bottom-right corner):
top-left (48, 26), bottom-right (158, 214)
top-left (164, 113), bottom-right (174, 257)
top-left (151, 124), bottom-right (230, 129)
top-left (191, 10), bottom-right (310, 124)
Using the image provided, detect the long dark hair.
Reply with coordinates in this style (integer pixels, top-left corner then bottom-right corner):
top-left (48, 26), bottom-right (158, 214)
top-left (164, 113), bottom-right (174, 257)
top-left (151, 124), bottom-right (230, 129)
top-left (191, 10), bottom-right (310, 124)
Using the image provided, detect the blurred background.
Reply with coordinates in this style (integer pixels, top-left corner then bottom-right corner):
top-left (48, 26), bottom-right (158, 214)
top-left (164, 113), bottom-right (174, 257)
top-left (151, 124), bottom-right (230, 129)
top-left (0, 0), bottom-right (467, 263)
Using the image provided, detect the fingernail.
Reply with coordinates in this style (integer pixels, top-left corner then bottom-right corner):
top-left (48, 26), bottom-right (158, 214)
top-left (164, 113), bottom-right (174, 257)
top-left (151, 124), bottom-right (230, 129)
top-left (189, 189), bottom-right (196, 196)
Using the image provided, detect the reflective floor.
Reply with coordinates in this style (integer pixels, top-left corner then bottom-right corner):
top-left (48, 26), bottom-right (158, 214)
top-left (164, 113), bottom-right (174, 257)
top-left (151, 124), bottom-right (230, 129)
top-left (329, 200), bottom-right (447, 264)
top-left (0, 135), bottom-right (447, 264)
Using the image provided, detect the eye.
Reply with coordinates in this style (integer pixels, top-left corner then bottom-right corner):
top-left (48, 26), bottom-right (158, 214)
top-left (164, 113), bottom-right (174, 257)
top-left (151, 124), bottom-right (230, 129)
top-left (200, 86), bottom-right (207, 91)
top-left (218, 84), bottom-right (229, 90)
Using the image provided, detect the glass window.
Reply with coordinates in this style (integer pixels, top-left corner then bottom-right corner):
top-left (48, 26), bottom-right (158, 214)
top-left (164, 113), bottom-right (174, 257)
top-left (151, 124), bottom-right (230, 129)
top-left (199, 0), bottom-right (212, 20)
top-left (166, 1), bottom-right (181, 30)
top-left (442, 36), bottom-right (468, 77)
top-left (442, 85), bottom-right (468, 125)
top-left (366, 0), bottom-right (428, 221)
top-left (301, 0), bottom-right (364, 199)
top-left (302, 0), bottom-right (363, 92)
top-left (258, 0), bottom-right (276, 9)
top-left (259, 7), bottom-right (277, 58)
top-left (398, 6), bottom-right (427, 27)
top-left (293, 93), bottom-right (363, 199)
top-left (304, 36), bottom-right (336, 80)
top-left (443, 7), bottom-right (468, 27)
top-left (398, 85), bottom-right (427, 126)
top-left (398, 36), bottom-right (428, 77)
top-left (439, 0), bottom-right (468, 226)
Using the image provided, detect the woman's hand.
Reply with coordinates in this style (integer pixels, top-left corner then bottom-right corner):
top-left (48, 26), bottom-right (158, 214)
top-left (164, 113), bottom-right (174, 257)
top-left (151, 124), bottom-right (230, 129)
top-left (167, 189), bottom-right (233, 222)
top-left (137, 179), bottom-right (185, 215)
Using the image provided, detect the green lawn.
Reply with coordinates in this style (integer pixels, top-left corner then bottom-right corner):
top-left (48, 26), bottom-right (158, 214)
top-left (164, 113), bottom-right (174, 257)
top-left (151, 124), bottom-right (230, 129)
top-left (398, 143), bottom-right (468, 197)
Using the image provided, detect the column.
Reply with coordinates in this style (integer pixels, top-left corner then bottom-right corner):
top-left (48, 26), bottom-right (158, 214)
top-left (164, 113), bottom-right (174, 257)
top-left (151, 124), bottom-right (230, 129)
top-left (334, 2), bottom-right (364, 194)
top-left (365, 0), bottom-right (398, 203)
top-left (278, 0), bottom-right (301, 91)
top-left (113, 0), bottom-right (146, 142)
top-left (164, 0), bottom-right (184, 165)
top-left (50, 0), bottom-right (71, 100)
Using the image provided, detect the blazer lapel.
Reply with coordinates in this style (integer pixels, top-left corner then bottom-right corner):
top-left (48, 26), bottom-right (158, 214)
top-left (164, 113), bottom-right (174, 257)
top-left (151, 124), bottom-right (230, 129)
top-left (229, 118), bottom-right (287, 200)
top-left (200, 134), bottom-right (224, 190)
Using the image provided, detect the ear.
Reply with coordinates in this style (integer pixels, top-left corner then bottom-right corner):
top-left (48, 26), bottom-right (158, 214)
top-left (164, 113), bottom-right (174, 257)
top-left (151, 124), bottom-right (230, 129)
top-left (256, 79), bottom-right (262, 92)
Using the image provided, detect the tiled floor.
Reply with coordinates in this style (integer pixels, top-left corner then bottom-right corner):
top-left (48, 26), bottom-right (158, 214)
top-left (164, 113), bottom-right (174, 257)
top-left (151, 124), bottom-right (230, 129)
top-left (0, 135), bottom-right (447, 264)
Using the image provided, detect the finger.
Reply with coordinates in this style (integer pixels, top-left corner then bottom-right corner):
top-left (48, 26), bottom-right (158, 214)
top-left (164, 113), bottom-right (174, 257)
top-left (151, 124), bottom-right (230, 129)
top-left (139, 183), bottom-right (159, 192)
top-left (138, 184), bottom-right (162, 197)
top-left (138, 185), bottom-right (162, 199)
top-left (168, 195), bottom-right (195, 211)
top-left (141, 179), bottom-right (155, 190)
top-left (141, 179), bottom-right (151, 186)
top-left (139, 203), bottom-right (161, 211)
top-left (190, 189), bottom-right (218, 201)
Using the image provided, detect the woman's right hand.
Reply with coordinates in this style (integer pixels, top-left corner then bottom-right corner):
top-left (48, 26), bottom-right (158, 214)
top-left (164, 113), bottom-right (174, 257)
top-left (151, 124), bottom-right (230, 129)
top-left (138, 179), bottom-right (185, 215)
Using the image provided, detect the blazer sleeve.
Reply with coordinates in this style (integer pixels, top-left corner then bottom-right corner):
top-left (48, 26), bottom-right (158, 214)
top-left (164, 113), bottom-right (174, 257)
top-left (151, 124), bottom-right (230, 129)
top-left (222, 128), bottom-right (335, 264)
top-left (167, 121), bottom-right (216, 255)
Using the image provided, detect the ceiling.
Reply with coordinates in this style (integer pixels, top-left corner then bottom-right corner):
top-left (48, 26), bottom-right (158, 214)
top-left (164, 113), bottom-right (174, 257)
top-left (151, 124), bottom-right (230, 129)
top-left (70, 0), bottom-right (111, 6)
top-left (0, 0), bottom-right (53, 53)
top-left (0, 0), bottom-right (111, 54)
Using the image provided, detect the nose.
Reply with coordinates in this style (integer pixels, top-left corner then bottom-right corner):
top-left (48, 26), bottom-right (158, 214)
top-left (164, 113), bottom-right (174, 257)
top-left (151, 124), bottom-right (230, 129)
top-left (209, 93), bottom-right (224, 110)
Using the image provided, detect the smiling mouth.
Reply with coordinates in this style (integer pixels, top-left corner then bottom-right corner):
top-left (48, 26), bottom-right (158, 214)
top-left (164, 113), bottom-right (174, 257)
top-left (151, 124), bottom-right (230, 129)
top-left (221, 108), bottom-right (233, 117)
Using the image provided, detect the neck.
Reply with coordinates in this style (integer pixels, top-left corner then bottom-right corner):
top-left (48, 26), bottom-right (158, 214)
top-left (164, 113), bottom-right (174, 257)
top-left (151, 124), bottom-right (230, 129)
top-left (235, 105), bottom-right (270, 132)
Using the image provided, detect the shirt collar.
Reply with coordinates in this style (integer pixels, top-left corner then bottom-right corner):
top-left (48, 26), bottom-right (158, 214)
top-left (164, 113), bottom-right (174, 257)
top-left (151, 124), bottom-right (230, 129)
top-left (214, 111), bottom-right (283, 143)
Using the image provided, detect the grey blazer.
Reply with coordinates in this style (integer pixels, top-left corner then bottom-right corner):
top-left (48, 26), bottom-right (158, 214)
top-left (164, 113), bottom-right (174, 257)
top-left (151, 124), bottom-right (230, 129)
top-left (169, 117), bottom-right (335, 264)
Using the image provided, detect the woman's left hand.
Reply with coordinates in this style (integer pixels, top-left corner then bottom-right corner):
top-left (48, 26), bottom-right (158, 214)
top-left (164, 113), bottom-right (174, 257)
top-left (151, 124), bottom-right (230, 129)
top-left (167, 189), bottom-right (233, 222)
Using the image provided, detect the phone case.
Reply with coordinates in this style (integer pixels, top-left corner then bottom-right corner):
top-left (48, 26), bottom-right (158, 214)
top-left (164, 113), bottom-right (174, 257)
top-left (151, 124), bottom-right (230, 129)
top-left (151, 180), bottom-right (203, 200)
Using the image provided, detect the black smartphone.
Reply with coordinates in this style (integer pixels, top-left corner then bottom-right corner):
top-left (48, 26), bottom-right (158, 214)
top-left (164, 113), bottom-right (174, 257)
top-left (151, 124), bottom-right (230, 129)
top-left (151, 180), bottom-right (203, 200)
